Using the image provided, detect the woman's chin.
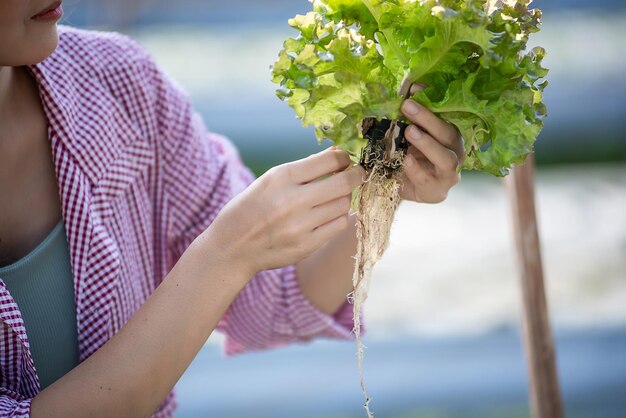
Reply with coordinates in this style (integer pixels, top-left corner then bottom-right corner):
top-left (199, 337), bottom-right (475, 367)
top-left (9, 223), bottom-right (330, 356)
top-left (1, 26), bottom-right (60, 66)
top-left (29, 26), bottom-right (59, 64)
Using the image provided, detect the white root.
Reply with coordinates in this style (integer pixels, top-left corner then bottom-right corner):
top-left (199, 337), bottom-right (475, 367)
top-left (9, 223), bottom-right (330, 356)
top-left (350, 153), bottom-right (404, 418)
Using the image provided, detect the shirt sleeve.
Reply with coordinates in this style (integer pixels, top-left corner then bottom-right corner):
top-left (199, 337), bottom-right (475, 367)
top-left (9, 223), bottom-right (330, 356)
top-left (0, 394), bottom-right (31, 418)
top-left (139, 43), bottom-right (361, 355)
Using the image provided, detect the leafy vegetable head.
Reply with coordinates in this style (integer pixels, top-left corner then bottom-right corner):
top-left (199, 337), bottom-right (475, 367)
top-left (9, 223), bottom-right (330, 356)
top-left (272, 0), bottom-right (548, 176)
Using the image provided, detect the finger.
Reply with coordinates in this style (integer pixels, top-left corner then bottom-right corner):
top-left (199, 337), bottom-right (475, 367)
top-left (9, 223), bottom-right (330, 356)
top-left (306, 195), bottom-right (352, 230)
top-left (404, 154), bottom-right (449, 204)
top-left (301, 165), bottom-right (365, 206)
top-left (311, 213), bottom-right (352, 245)
top-left (286, 147), bottom-right (351, 184)
top-left (402, 99), bottom-right (459, 148)
top-left (403, 153), bottom-right (433, 188)
top-left (405, 125), bottom-right (459, 173)
top-left (410, 83), bottom-right (427, 95)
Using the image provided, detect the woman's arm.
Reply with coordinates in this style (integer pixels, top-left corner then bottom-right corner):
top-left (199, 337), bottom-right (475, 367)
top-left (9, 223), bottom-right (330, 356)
top-left (296, 213), bottom-right (358, 315)
top-left (29, 148), bottom-right (364, 418)
top-left (31, 233), bottom-right (248, 418)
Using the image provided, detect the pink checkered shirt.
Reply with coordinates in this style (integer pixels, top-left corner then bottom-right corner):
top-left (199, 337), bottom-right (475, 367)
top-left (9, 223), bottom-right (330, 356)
top-left (0, 26), bottom-right (357, 417)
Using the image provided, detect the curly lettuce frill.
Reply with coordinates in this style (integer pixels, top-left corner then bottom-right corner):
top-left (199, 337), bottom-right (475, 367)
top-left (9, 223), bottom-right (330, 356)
top-left (272, 0), bottom-right (548, 176)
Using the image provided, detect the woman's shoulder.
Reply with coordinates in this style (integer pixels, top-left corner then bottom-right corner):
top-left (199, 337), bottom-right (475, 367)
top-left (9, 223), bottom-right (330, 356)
top-left (50, 25), bottom-right (157, 85)
top-left (57, 25), bottom-right (151, 63)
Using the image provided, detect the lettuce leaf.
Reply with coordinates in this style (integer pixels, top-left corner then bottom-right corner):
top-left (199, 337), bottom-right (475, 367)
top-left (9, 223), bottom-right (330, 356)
top-left (271, 0), bottom-right (548, 176)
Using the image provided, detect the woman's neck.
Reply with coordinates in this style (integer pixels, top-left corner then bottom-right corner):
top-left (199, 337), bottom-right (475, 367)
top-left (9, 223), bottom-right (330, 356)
top-left (0, 66), bottom-right (18, 117)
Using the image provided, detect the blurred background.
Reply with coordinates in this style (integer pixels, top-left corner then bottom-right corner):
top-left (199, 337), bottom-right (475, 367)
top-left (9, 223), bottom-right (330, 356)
top-left (59, 0), bottom-right (625, 416)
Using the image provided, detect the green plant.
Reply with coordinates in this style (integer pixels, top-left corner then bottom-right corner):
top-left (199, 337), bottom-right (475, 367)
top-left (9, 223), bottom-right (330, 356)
top-left (271, 1), bottom-right (547, 416)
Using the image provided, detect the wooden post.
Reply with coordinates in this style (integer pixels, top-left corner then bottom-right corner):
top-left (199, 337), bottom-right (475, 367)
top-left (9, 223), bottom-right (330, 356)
top-left (505, 154), bottom-right (564, 418)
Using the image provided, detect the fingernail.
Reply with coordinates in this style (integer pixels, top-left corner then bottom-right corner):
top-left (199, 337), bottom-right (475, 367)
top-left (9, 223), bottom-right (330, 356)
top-left (405, 154), bottom-right (415, 167)
top-left (410, 83), bottom-right (427, 94)
top-left (403, 100), bottom-right (420, 115)
top-left (406, 125), bottom-right (421, 140)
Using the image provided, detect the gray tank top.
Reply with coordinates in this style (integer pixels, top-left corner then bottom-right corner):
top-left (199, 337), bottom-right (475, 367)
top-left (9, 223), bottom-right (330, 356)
top-left (0, 221), bottom-right (80, 390)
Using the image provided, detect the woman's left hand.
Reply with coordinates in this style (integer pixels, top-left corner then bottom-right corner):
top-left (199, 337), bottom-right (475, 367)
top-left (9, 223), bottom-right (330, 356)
top-left (399, 96), bottom-right (465, 203)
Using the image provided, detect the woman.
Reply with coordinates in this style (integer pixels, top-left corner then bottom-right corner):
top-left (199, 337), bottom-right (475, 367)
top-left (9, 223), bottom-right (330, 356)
top-left (0, 1), bottom-right (464, 417)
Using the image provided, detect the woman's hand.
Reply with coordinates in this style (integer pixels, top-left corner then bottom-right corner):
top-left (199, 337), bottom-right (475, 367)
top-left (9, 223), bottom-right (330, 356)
top-left (32, 148), bottom-right (366, 418)
top-left (399, 94), bottom-right (465, 204)
top-left (204, 147), bottom-right (365, 277)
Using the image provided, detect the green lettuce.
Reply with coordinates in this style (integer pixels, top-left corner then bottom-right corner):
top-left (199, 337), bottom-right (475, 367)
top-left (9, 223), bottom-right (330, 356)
top-left (271, 0), bottom-right (548, 176)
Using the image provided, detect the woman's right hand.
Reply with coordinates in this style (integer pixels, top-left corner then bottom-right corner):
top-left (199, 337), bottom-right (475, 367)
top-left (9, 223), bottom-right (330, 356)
top-left (201, 146), bottom-right (365, 278)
